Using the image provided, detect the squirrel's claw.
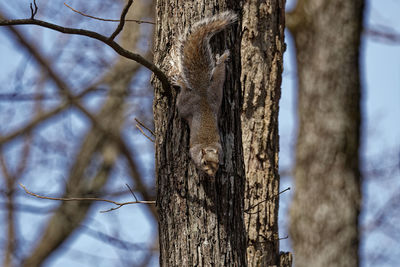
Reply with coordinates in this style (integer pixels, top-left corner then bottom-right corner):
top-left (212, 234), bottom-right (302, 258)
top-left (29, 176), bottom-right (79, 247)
top-left (216, 50), bottom-right (230, 65)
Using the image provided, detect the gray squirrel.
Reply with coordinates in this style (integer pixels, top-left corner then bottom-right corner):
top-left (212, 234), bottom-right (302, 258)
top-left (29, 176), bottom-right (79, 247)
top-left (169, 11), bottom-right (237, 176)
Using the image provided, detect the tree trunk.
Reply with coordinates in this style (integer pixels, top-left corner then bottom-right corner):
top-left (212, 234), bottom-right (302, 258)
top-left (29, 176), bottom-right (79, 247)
top-left (152, 1), bottom-right (247, 266)
top-left (240, 0), bottom-right (289, 266)
top-left (287, 1), bottom-right (364, 266)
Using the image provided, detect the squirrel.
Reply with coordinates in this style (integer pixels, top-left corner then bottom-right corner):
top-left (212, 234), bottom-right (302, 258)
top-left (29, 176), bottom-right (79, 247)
top-left (169, 11), bottom-right (237, 176)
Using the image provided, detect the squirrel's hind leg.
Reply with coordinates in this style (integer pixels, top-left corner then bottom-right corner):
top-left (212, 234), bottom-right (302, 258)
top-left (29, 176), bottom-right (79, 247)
top-left (208, 50), bottom-right (230, 113)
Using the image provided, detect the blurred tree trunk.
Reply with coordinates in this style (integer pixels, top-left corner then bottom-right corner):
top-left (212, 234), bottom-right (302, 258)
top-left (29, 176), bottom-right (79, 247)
top-left (153, 1), bottom-right (289, 266)
top-left (240, 0), bottom-right (291, 266)
top-left (287, 1), bottom-right (364, 266)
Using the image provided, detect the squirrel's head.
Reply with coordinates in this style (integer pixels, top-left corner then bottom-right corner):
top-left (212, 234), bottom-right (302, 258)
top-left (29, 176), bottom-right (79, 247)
top-left (200, 147), bottom-right (220, 176)
top-left (190, 144), bottom-right (222, 177)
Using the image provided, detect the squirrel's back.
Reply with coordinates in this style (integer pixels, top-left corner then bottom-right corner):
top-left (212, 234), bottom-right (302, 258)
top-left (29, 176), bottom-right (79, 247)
top-left (171, 11), bottom-right (237, 91)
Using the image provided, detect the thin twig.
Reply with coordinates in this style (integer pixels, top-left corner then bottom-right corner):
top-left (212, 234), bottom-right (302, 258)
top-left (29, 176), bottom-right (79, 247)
top-left (109, 0), bottom-right (133, 40)
top-left (366, 27), bottom-right (400, 44)
top-left (135, 118), bottom-right (155, 136)
top-left (253, 234), bottom-right (289, 244)
top-left (244, 187), bottom-right (291, 213)
top-left (125, 183), bottom-right (138, 202)
top-left (63, 2), bottom-right (154, 25)
top-left (135, 124), bottom-right (155, 142)
top-left (30, 0), bottom-right (38, 19)
top-left (19, 183), bottom-right (155, 213)
top-left (278, 235), bottom-right (289, 241)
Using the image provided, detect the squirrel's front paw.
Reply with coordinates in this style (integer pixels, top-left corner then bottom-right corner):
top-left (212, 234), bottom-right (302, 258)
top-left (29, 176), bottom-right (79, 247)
top-left (216, 50), bottom-right (230, 64)
top-left (190, 144), bottom-right (221, 177)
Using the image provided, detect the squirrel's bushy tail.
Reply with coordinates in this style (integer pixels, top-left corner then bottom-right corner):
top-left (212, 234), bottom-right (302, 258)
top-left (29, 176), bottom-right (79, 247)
top-left (177, 11), bottom-right (237, 91)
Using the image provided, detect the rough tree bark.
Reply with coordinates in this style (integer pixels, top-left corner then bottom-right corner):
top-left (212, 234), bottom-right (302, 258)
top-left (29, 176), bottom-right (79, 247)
top-left (153, 0), bottom-right (291, 266)
top-left (287, 1), bottom-right (364, 266)
top-left (152, 1), bottom-right (248, 266)
top-left (240, 0), bottom-right (291, 266)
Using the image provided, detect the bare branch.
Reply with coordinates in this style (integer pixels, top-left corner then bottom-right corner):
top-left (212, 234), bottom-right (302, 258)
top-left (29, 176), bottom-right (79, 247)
top-left (0, 15), bottom-right (170, 92)
top-left (19, 183), bottom-right (155, 212)
top-left (0, 85), bottom-right (96, 146)
top-left (135, 118), bottom-right (155, 136)
top-left (244, 187), bottom-right (291, 214)
top-left (63, 2), bottom-right (154, 25)
top-left (30, 0), bottom-right (38, 19)
top-left (135, 117), bottom-right (155, 142)
top-left (366, 26), bottom-right (400, 44)
top-left (135, 124), bottom-right (155, 142)
top-left (109, 0), bottom-right (134, 40)
top-left (126, 183), bottom-right (138, 202)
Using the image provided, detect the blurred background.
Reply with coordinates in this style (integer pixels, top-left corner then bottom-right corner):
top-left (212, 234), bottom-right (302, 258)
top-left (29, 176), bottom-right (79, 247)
top-left (0, 0), bottom-right (399, 266)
